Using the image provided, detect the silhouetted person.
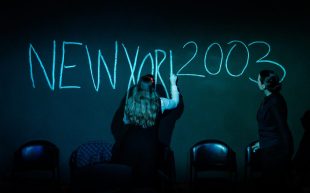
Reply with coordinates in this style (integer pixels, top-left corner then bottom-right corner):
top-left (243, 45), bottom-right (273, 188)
top-left (294, 110), bottom-right (310, 192)
top-left (110, 74), bottom-right (180, 192)
top-left (252, 70), bottom-right (294, 192)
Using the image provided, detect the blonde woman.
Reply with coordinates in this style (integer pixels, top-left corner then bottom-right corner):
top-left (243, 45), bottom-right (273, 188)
top-left (111, 73), bottom-right (179, 191)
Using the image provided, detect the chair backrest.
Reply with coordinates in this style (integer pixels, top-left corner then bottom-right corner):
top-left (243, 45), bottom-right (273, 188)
top-left (13, 139), bottom-right (59, 180)
top-left (70, 140), bottom-right (113, 170)
top-left (245, 140), bottom-right (262, 180)
top-left (69, 141), bottom-right (134, 193)
top-left (189, 139), bottom-right (237, 193)
top-left (190, 139), bottom-right (237, 172)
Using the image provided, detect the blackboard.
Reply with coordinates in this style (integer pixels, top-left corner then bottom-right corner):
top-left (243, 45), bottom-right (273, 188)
top-left (0, 0), bottom-right (309, 183)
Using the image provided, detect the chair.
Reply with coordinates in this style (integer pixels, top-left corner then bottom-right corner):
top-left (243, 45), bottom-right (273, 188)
top-left (190, 139), bottom-right (237, 192)
top-left (69, 140), bottom-right (133, 193)
top-left (244, 140), bottom-right (262, 182)
top-left (11, 139), bottom-right (60, 192)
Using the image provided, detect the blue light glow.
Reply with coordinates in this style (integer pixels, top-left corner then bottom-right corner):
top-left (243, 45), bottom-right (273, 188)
top-left (21, 145), bottom-right (44, 161)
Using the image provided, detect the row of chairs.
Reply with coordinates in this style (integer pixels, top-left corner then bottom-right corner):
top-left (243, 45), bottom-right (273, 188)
top-left (8, 139), bottom-right (261, 192)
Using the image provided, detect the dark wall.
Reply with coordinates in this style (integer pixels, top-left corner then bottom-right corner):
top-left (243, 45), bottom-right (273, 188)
top-left (0, 0), bottom-right (309, 183)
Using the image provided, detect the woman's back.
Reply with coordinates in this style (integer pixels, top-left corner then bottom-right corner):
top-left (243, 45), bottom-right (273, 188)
top-left (111, 74), bottom-right (180, 190)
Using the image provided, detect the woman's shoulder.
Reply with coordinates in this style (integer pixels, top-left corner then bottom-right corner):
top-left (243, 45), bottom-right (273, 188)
top-left (269, 93), bottom-right (286, 105)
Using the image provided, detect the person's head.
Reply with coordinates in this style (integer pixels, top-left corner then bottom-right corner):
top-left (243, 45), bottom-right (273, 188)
top-left (257, 70), bottom-right (282, 93)
top-left (138, 74), bottom-right (155, 92)
top-left (125, 74), bottom-right (160, 128)
top-left (301, 110), bottom-right (310, 131)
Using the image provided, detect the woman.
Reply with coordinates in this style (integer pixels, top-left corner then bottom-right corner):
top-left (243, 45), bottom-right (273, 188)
top-left (253, 70), bottom-right (294, 191)
top-left (111, 73), bottom-right (179, 190)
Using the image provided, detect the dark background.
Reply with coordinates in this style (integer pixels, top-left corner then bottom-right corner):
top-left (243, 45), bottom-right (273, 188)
top-left (0, 0), bottom-right (309, 183)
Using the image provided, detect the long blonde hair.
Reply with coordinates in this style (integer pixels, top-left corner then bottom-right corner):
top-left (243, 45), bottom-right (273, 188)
top-left (125, 75), bottom-right (160, 128)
